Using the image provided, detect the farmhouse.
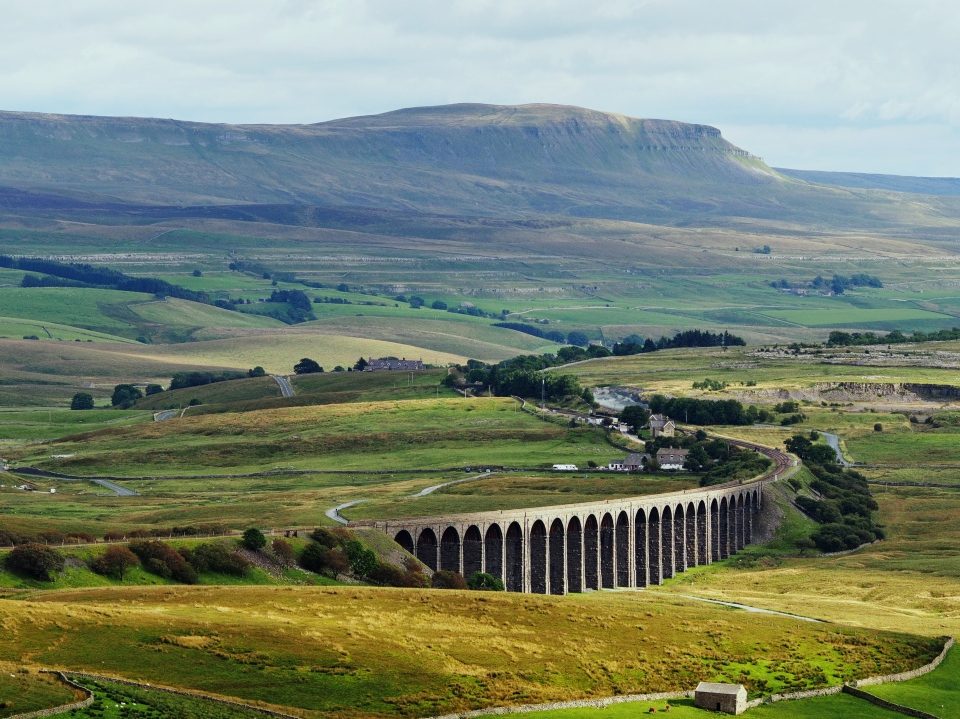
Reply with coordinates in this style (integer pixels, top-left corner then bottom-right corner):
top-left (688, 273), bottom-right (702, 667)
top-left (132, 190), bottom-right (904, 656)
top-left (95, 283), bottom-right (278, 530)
top-left (365, 357), bottom-right (425, 371)
top-left (608, 452), bottom-right (650, 471)
top-left (655, 447), bottom-right (689, 470)
top-left (694, 682), bottom-right (747, 715)
top-left (649, 414), bottom-right (676, 438)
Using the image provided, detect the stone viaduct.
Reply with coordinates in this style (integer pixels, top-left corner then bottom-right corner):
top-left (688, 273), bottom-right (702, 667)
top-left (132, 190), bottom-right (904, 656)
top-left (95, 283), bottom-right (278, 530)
top-left (354, 481), bottom-right (764, 594)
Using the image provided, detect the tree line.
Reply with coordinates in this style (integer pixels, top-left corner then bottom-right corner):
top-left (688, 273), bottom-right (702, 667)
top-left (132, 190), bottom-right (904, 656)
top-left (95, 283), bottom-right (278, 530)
top-left (785, 434), bottom-right (884, 552)
top-left (3, 255), bottom-right (210, 303)
top-left (827, 327), bottom-right (960, 347)
top-left (646, 395), bottom-right (774, 426)
top-left (770, 273), bottom-right (882, 295)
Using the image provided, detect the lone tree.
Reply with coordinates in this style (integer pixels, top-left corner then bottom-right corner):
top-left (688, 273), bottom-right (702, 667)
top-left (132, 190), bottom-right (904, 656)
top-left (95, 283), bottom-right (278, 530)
top-left (70, 392), bottom-right (95, 410)
top-left (353, 357), bottom-right (368, 371)
top-left (5, 543), bottom-right (66, 581)
top-left (620, 405), bottom-right (650, 434)
top-left (294, 357), bottom-right (323, 374)
top-left (90, 545), bottom-right (140, 581)
top-left (111, 384), bottom-right (143, 408)
top-left (242, 528), bottom-right (267, 551)
top-left (248, 366), bottom-right (266, 377)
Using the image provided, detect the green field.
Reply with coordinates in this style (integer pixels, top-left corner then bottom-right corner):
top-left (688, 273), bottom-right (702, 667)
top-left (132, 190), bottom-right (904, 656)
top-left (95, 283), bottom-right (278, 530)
top-left (0, 586), bottom-right (936, 719)
top-left (134, 369), bottom-right (456, 413)
top-left (0, 408), bottom-right (151, 443)
top-left (48, 676), bottom-right (277, 719)
top-left (496, 694), bottom-right (907, 719)
top-left (869, 645), bottom-right (960, 716)
top-left (13, 398), bottom-right (620, 477)
top-left (0, 665), bottom-right (79, 718)
top-left (561, 345), bottom-right (960, 397)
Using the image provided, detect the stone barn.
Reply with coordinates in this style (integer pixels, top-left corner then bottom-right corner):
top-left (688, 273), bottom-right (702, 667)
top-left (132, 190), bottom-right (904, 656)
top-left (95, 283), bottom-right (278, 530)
top-left (694, 682), bottom-right (747, 715)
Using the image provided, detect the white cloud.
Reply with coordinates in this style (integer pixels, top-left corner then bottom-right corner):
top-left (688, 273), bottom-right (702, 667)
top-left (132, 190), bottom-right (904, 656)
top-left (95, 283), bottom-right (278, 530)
top-left (0, 0), bottom-right (956, 174)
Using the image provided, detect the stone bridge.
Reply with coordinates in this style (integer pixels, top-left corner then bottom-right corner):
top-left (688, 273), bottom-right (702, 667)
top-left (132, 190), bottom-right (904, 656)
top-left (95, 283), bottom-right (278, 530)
top-left (353, 482), bottom-right (764, 594)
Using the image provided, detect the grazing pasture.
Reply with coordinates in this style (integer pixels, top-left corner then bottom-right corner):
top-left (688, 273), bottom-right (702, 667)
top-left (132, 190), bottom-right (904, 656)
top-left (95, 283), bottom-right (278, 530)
top-left (0, 586), bottom-right (937, 719)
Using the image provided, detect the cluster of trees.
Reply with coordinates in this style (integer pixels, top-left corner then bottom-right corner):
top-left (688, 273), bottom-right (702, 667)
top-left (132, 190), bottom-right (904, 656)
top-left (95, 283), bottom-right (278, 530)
top-left (294, 357), bottom-right (324, 374)
top-left (298, 527), bottom-right (429, 587)
top-left (771, 273), bottom-right (882, 295)
top-left (827, 327), bottom-right (960, 347)
top-left (692, 378), bottom-right (728, 391)
top-left (647, 395), bottom-right (774, 426)
top-left (785, 434), bottom-right (883, 552)
top-left (267, 289), bottom-right (315, 323)
top-left (2, 255), bottom-right (209, 303)
top-left (445, 357), bottom-right (590, 404)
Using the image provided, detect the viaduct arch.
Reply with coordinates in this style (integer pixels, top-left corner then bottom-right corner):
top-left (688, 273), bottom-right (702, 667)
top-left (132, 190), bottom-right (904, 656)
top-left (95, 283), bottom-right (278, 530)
top-left (354, 481), bottom-right (765, 595)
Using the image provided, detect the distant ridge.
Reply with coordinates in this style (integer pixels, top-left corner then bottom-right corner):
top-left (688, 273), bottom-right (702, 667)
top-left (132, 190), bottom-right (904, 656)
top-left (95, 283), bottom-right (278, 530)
top-left (0, 103), bottom-right (958, 229)
top-left (778, 168), bottom-right (960, 196)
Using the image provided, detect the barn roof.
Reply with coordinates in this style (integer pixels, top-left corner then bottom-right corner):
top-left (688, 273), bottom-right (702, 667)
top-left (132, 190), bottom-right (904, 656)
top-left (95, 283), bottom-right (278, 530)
top-left (695, 682), bottom-right (746, 695)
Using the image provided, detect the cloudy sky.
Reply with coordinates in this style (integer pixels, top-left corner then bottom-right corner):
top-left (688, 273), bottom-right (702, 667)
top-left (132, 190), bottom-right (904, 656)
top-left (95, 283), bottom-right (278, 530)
top-left (3, 1), bottom-right (957, 175)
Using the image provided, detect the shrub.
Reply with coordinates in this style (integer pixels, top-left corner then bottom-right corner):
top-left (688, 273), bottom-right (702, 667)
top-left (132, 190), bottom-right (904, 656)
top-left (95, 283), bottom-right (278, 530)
top-left (467, 572), bottom-right (505, 591)
top-left (431, 570), bottom-right (468, 589)
top-left (874, 423), bottom-right (883, 432)
top-left (111, 384), bottom-right (143, 408)
top-left (145, 384), bottom-right (164, 396)
top-left (90, 546), bottom-right (140, 580)
top-left (5, 543), bottom-right (65, 581)
top-left (299, 544), bottom-right (349, 577)
top-left (309, 527), bottom-right (341, 548)
top-left (129, 540), bottom-right (198, 584)
top-left (70, 392), bottom-right (95, 410)
top-left (271, 539), bottom-right (295, 566)
top-left (344, 540), bottom-right (378, 578)
top-left (187, 543), bottom-right (250, 576)
top-left (241, 528), bottom-right (267, 551)
top-left (293, 357), bottom-right (323, 374)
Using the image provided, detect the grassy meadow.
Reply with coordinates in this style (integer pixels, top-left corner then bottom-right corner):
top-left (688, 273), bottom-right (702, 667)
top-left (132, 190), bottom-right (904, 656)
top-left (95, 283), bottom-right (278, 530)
top-left (13, 398), bottom-right (621, 476)
top-left (561, 345), bottom-right (960, 396)
top-left (0, 664), bottom-right (80, 718)
top-left (48, 676), bottom-right (278, 719)
top-left (0, 586), bottom-right (939, 719)
top-left (133, 369), bottom-right (456, 414)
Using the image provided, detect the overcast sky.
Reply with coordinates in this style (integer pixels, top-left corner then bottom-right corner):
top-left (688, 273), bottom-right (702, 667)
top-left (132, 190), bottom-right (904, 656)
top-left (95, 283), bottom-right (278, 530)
top-left (3, 0), bottom-right (957, 175)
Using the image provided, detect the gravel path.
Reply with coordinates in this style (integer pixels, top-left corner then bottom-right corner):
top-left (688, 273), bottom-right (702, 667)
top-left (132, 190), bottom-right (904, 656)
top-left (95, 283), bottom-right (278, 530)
top-left (325, 499), bottom-right (366, 525)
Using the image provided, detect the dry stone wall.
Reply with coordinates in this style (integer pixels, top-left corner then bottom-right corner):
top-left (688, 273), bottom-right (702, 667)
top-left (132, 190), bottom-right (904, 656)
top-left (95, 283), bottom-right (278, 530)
top-left (5, 672), bottom-right (93, 719)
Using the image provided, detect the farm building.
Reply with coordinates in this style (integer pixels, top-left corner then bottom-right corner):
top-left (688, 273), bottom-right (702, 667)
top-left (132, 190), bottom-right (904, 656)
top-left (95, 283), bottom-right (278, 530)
top-left (365, 357), bottom-right (425, 371)
top-left (694, 682), bottom-right (747, 715)
top-left (551, 464), bottom-right (578, 471)
top-left (655, 447), bottom-right (689, 470)
top-left (608, 452), bottom-right (650, 471)
top-left (649, 414), bottom-right (676, 438)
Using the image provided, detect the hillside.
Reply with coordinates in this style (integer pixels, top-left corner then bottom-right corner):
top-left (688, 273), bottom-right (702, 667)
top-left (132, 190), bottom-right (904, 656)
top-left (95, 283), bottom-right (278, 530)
top-left (3, 103), bottom-right (959, 229)
top-left (779, 168), bottom-right (960, 196)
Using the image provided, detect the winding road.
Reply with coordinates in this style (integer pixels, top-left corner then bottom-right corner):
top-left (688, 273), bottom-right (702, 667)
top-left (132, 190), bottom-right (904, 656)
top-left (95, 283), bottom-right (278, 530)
top-left (273, 375), bottom-right (296, 398)
top-left (821, 431), bottom-right (852, 466)
top-left (325, 500), bottom-right (366, 525)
